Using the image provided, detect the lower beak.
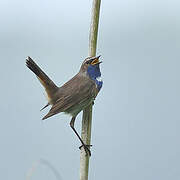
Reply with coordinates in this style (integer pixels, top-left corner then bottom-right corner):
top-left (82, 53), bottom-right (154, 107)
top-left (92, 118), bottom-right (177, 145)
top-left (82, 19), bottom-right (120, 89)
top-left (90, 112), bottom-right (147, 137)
top-left (97, 61), bottom-right (102, 64)
top-left (91, 55), bottom-right (102, 65)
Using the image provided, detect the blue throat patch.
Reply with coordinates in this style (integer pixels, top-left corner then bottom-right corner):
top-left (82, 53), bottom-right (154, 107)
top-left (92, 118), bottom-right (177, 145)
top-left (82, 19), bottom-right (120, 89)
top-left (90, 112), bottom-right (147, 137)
top-left (87, 64), bottom-right (103, 91)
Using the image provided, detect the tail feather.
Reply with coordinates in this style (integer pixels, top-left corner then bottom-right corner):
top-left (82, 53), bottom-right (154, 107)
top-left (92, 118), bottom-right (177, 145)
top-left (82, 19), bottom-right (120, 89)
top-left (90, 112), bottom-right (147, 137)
top-left (26, 56), bottom-right (58, 101)
top-left (40, 103), bottom-right (50, 111)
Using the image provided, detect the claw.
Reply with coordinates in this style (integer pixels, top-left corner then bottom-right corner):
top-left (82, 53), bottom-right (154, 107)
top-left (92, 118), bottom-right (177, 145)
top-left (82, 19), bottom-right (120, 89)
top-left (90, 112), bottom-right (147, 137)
top-left (79, 144), bottom-right (92, 150)
top-left (79, 144), bottom-right (92, 156)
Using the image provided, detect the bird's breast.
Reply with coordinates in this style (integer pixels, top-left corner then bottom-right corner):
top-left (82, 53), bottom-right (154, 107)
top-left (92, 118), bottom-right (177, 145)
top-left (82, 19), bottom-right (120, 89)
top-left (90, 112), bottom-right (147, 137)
top-left (94, 76), bottom-right (103, 91)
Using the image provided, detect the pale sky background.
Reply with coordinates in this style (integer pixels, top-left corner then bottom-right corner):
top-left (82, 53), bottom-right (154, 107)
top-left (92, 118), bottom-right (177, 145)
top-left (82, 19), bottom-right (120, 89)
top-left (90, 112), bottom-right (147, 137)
top-left (0, 0), bottom-right (180, 179)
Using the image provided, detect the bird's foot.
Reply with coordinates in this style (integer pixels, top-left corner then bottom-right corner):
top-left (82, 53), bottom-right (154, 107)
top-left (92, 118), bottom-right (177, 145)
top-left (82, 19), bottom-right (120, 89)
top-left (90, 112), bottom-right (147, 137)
top-left (79, 144), bottom-right (92, 156)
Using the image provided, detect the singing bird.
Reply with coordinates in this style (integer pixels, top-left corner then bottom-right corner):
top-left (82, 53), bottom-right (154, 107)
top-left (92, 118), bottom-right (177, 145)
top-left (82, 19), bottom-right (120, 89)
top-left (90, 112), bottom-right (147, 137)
top-left (26, 56), bottom-right (103, 156)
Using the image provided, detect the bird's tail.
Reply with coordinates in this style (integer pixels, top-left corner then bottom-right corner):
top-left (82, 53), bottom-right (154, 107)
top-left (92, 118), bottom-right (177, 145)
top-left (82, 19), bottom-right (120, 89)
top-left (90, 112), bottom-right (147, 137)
top-left (26, 56), bottom-right (58, 104)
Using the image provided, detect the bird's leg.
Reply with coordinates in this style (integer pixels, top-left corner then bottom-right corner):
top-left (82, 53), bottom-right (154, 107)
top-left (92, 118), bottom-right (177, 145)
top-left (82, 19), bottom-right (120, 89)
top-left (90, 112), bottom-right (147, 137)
top-left (70, 117), bottom-right (91, 156)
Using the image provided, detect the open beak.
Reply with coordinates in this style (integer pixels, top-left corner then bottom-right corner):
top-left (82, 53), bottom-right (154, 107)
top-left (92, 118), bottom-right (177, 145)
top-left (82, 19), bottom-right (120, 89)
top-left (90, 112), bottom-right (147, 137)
top-left (91, 55), bottom-right (102, 65)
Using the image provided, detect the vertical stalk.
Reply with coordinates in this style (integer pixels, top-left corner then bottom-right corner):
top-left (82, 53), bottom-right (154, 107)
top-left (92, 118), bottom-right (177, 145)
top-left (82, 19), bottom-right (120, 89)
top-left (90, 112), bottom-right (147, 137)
top-left (80, 0), bottom-right (101, 180)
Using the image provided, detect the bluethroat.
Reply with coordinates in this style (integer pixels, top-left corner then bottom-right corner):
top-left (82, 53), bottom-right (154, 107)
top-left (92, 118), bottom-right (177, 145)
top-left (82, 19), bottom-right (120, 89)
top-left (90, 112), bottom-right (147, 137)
top-left (26, 56), bottom-right (103, 156)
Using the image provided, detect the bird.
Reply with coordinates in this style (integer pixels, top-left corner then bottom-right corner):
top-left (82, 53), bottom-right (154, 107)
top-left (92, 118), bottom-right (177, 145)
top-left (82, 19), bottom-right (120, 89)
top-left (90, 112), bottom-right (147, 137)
top-left (26, 56), bottom-right (103, 156)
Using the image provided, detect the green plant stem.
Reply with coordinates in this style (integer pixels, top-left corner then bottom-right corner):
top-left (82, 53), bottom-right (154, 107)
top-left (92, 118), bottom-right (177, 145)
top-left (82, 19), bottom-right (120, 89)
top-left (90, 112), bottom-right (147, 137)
top-left (80, 0), bottom-right (101, 180)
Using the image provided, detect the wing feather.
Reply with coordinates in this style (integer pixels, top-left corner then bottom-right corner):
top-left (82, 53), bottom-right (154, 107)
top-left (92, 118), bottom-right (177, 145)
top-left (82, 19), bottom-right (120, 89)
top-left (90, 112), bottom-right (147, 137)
top-left (42, 74), bottom-right (98, 120)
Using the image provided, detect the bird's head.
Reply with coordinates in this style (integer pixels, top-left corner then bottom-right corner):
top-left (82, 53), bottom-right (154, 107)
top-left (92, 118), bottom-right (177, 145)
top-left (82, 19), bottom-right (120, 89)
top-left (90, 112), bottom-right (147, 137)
top-left (80, 55), bottom-right (103, 91)
top-left (80, 55), bottom-right (102, 73)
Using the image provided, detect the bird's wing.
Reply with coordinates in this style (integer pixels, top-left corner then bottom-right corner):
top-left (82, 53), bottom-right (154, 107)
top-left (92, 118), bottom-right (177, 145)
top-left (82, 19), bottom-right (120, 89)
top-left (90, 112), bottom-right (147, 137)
top-left (42, 74), bottom-right (98, 120)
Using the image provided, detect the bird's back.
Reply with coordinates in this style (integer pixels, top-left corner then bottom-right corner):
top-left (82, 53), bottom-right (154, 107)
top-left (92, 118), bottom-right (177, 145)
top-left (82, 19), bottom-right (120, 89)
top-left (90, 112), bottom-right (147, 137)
top-left (42, 73), bottom-right (98, 119)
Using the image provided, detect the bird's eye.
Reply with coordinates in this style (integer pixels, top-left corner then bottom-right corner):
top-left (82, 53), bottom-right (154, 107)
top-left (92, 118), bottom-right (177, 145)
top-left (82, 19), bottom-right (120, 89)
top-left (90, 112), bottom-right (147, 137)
top-left (86, 61), bottom-right (90, 64)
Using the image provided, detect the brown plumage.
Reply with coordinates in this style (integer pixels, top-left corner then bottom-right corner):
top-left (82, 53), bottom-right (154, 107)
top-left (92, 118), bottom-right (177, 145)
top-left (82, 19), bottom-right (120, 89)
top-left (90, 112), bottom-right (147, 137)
top-left (26, 57), bottom-right (58, 105)
top-left (26, 56), bottom-right (102, 156)
top-left (26, 56), bottom-right (98, 120)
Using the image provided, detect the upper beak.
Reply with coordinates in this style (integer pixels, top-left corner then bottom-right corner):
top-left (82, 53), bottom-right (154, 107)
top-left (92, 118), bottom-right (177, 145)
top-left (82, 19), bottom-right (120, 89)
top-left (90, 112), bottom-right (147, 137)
top-left (91, 55), bottom-right (102, 65)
